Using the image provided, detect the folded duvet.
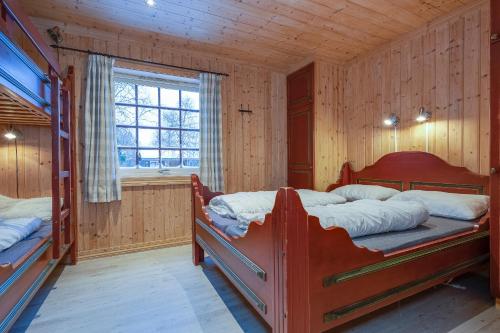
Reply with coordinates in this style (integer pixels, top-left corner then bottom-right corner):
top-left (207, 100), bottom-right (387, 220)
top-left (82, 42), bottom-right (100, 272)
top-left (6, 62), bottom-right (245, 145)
top-left (208, 190), bottom-right (346, 219)
top-left (0, 217), bottom-right (43, 252)
top-left (237, 199), bottom-right (429, 238)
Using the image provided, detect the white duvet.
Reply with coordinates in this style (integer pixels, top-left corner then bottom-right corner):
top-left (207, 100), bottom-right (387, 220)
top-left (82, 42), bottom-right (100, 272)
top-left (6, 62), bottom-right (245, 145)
top-left (237, 200), bottom-right (429, 238)
top-left (208, 190), bottom-right (347, 219)
top-left (0, 217), bottom-right (42, 252)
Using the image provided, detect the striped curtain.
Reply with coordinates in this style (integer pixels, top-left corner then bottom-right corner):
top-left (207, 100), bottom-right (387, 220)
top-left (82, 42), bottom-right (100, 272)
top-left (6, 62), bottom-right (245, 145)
top-left (199, 73), bottom-right (224, 192)
top-left (84, 55), bottom-right (121, 203)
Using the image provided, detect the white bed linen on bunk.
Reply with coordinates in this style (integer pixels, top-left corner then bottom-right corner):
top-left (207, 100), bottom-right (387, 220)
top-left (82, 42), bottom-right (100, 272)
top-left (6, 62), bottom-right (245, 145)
top-left (237, 199), bottom-right (429, 238)
top-left (208, 189), bottom-right (346, 219)
top-left (0, 195), bottom-right (53, 221)
top-left (0, 217), bottom-right (42, 252)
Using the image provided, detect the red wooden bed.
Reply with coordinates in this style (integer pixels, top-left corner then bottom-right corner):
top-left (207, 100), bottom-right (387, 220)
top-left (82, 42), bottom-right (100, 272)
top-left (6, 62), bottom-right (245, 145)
top-left (192, 152), bottom-right (490, 332)
top-left (0, 1), bottom-right (76, 331)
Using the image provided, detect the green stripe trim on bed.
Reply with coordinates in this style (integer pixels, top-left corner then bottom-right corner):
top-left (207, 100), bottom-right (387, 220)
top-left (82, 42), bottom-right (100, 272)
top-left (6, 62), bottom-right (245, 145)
top-left (0, 239), bottom-right (52, 297)
top-left (323, 231), bottom-right (489, 287)
top-left (409, 181), bottom-right (485, 194)
top-left (323, 253), bottom-right (489, 323)
top-left (196, 218), bottom-right (266, 281)
top-left (196, 235), bottom-right (267, 314)
top-left (0, 258), bottom-right (57, 333)
top-left (356, 179), bottom-right (404, 191)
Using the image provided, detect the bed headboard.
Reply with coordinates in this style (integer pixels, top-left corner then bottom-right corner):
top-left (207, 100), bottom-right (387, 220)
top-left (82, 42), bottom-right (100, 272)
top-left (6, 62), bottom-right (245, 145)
top-left (327, 152), bottom-right (489, 195)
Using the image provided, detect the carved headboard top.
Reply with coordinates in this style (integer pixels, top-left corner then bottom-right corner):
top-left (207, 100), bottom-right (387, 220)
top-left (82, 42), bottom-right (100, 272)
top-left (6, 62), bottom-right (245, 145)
top-left (327, 152), bottom-right (489, 195)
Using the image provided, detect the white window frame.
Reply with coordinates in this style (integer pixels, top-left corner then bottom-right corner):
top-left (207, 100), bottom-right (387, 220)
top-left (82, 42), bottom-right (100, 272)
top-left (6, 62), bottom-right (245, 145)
top-left (113, 67), bottom-right (200, 178)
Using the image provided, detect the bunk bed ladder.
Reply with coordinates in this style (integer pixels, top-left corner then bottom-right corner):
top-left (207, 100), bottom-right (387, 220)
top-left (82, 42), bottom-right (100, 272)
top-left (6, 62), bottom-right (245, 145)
top-left (50, 67), bottom-right (72, 260)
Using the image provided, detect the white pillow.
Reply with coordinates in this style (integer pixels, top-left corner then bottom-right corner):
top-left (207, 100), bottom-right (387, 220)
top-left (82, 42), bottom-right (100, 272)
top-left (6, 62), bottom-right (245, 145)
top-left (295, 189), bottom-right (346, 206)
top-left (332, 184), bottom-right (400, 201)
top-left (388, 190), bottom-right (489, 220)
top-left (0, 196), bottom-right (53, 222)
top-left (0, 195), bottom-right (14, 211)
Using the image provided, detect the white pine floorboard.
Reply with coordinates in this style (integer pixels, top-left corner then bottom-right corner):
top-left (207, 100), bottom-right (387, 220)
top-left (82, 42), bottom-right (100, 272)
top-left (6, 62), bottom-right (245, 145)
top-left (449, 307), bottom-right (500, 333)
top-left (11, 245), bottom-right (496, 333)
top-left (12, 246), bottom-right (244, 333)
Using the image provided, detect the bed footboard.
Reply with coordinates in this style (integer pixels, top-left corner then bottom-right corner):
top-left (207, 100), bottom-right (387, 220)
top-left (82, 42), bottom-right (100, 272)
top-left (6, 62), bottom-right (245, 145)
top-left (191, 174), bottom-right (280, 327)
top-left (276, 189), bottom-right (489, 332)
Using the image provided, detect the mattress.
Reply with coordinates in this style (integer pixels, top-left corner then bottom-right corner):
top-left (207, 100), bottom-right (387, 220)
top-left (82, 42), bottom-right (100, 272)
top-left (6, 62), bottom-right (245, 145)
top-left (353, 216), bottom-right (475, 253)
top-left (205, 208), bottom-right (476, 253)
top-left (0, 222), bottom-right (52, 265)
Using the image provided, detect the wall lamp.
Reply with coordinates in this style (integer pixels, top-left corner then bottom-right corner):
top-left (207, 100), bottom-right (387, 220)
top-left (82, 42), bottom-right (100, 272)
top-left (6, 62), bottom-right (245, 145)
top-left (416, 107), bottom-right (432, 123)
top-left (383, 113), bottom-right (400, 127)
top-left (3, 126), bottom-right (22, 141)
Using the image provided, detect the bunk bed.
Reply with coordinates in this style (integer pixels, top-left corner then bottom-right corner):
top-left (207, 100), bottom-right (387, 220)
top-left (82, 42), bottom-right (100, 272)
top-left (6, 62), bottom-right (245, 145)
top-left (0, 1), bottom-right (76, 331)
top-left (192, 152), bottom-right (490, 333)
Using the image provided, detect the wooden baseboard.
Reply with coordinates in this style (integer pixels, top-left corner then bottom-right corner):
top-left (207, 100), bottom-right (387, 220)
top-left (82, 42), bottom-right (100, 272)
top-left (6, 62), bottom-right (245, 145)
top-left (77, 238), bottom-right (191, 260)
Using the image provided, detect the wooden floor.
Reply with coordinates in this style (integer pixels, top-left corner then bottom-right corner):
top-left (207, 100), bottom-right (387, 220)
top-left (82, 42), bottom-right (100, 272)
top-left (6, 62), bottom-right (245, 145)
top-left (10, 245), bottom-right (500, 333)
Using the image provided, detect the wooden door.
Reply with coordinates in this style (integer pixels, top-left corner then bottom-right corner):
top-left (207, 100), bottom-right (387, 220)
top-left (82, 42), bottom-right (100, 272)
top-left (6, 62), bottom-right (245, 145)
top-left (491, 1), bottom-right (500, 300)
top-left (287, 63), bottom-right (314, 189)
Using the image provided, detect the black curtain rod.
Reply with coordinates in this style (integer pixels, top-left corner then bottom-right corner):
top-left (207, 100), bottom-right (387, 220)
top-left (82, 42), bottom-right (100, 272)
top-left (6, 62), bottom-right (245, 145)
top-left (50, 45), bottom-right (230, 77)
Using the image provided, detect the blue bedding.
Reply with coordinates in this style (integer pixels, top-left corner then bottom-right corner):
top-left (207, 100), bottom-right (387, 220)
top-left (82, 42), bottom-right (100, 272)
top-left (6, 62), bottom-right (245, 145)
top-left (0, 222), bottom-right (51, 265)
top-left (205, 208), bottom-right (476, 253)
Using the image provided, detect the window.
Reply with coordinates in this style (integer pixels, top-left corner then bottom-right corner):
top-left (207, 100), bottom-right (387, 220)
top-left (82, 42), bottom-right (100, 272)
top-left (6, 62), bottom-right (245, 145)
top-left (114, 69), bottom-right (200, 169)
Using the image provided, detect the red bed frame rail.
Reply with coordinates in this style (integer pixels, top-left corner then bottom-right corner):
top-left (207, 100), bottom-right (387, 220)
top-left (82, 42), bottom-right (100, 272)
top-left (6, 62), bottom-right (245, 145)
top-left (192, 152), bottom-right (490, 332)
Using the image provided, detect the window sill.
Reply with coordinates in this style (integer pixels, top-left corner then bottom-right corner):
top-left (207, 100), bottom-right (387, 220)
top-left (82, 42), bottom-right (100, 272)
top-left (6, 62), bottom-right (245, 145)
top-left (120, 168), bottom-right (197, 187)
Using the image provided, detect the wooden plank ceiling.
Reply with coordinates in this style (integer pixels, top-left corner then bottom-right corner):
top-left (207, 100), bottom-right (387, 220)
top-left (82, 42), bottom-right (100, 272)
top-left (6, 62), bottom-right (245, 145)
top-left (19, 0), bottom-right (476, 69)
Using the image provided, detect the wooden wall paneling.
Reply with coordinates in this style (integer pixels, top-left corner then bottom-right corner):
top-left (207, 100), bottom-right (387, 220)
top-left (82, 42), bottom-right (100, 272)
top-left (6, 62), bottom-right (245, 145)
top-left (372, 53), bottom-right (382, 161)
top-left (0, 125), bottom-right (51, 198)
top-left (96, 203), bottom-right (109, 250)
top-left (120, 189), bottom-right (133, 246)
top-left (343, 1), bottom-right (490, 175)
top-left (411, 34), bottom-right (424, 152)
top-left (271, 72), bottom-right (287, 189)
top-left (479, 2), bottom-right (491, 176)
top-left (314, 61), bottom-right (346, 190)
top-left (364, 57), bottom-right (374, 167)
top-left (435, 23), bottom-right (451, 161)
top-left (143, 186), bottom-right (155, 243)
top-left (449, 16), bottom-right (465, 166)
top-left (381, 49), bottom-right (393, 157)
top-left (464, 9), bottom-right (481, 173)
top-left (108, 200), bottom-right (121, 248)
top-left (423, 27), bottom-right (437, 154)
top-left (132, 187), bottom-right (144, 244)
top-left (390, 44), bottom-right (401, 153)
top-left (1, 18), bottom-right (289, 258)
top-left (400, 40), bottom-right (412, 152)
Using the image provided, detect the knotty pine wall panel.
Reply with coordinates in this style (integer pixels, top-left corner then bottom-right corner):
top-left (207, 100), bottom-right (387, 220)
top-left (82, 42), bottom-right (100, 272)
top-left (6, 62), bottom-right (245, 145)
top-left (24, 18), bottom-right (287, 258)
top-left (0, 125), bottom-right (52, 199)
top-left (314, 61), bottom-right (346, 191)
top-left (343, 1), bottom-right (490, 175)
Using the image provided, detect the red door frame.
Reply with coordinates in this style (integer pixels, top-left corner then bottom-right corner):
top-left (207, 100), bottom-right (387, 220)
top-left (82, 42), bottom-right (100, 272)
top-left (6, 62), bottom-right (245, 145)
top-left (490, 0), bottom-right (500, 301)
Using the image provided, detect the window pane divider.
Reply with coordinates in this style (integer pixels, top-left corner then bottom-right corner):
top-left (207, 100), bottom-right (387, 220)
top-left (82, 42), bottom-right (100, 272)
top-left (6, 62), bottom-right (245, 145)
top-left (115, 80), bottom-right (200, 169)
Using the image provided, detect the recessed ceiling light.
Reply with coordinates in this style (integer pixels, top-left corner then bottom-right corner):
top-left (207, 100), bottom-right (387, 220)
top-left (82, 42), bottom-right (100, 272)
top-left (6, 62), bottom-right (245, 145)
top-left (145, 0), bottom-right (156, 7)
